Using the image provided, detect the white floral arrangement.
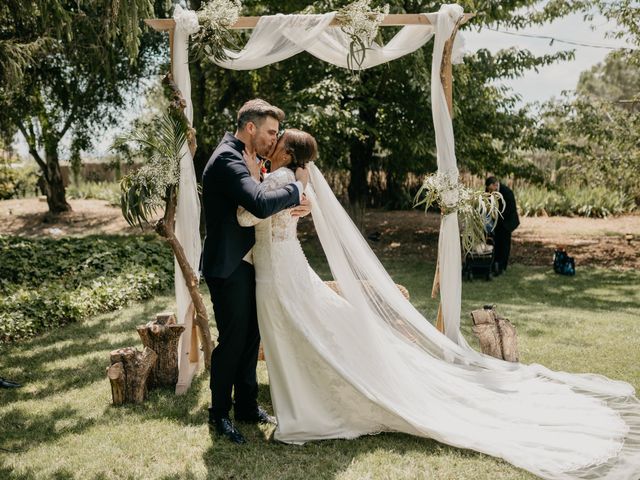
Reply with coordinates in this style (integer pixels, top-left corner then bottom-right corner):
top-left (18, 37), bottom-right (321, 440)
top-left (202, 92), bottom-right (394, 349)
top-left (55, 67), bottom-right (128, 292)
top-left (191, 0), bottom-right (242, 62)
top-left (336, 0), bottom-right (389, 72)
top-left (415, 171), bottom-right (505, 256)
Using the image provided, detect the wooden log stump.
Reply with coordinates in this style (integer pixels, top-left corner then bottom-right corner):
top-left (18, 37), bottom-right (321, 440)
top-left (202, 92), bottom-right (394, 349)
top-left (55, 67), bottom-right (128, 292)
top-left (107, 346), bottom-right (157, 405)
top-left (137, 312), bottom-right (185, 389)
top-left (470, 307), bottom-right (519, 362)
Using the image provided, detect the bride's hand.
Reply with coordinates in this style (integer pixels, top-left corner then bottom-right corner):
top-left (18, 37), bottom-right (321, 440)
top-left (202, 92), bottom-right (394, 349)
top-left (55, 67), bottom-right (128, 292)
top-left (291, 194), bottom-right (312, 218)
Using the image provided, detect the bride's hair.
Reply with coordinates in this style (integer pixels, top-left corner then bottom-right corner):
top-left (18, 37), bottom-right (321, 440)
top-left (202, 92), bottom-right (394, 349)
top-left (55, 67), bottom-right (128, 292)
top-left (281, 129), bottom-right (318, 170)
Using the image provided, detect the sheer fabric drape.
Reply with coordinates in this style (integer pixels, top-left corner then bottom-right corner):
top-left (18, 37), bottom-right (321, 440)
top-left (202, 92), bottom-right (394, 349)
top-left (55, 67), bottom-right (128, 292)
top-left (173, 5), bottom-right (203, 394)
top-left (171, 4), bottom-right (465, 389)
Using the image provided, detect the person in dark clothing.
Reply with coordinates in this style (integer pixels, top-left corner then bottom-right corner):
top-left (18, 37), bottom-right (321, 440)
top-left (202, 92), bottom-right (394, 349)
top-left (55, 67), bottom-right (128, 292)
top-left (201, 99), bottom-right (311, 444)
top-left (485, 176), bottom-right (520, 275)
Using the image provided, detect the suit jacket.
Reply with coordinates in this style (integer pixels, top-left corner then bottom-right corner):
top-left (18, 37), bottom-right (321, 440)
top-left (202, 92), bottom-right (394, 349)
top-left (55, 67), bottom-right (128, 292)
top-left (496, 183), bottom-right (520, 233)
top-left (201, 132), bottom-right (300, 279)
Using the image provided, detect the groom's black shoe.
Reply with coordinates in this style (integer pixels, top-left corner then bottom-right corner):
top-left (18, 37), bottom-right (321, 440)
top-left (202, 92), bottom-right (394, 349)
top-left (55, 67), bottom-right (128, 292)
top-left (235, 405), bottom-right (277, 425)
top-left (0, 377), bottom-right (21, 388)
top-left (210, 417), bottom-right (246, 444)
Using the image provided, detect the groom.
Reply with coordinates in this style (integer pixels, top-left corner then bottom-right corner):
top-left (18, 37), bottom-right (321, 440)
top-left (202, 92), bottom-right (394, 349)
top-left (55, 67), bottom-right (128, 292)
top-left (201, 99), bottom-right (310, 444)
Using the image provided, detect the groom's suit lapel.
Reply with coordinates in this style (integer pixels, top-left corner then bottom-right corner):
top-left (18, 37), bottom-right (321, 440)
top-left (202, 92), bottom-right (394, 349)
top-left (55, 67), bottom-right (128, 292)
top-left (220, 132), bottom-right (258, 184)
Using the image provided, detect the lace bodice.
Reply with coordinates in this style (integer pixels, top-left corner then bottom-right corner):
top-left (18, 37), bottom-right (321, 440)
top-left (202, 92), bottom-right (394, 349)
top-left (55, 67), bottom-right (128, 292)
top-left (237, 168), bottom-right (300, 242)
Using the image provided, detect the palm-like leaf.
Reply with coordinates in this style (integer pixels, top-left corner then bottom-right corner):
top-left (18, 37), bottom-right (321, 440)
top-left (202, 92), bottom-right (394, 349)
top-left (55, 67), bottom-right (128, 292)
top-left (112, 111), bottom-right (188, 228)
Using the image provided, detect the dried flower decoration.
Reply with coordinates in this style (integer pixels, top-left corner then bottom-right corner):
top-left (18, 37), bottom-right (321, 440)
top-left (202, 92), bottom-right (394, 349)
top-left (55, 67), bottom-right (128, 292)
top-left (336, 0), bottom-right (389, 72)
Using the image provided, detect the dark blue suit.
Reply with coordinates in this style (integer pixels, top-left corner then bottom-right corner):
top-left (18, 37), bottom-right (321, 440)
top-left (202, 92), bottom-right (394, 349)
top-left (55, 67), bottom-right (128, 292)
top-left (201, 132), bottom-right (300, 419)
top-left (493, 183), bottom-right (520, 272)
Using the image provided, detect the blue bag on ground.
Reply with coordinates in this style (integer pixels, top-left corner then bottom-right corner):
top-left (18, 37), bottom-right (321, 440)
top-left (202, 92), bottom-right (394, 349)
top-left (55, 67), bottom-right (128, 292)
top-left (553, 248), bottom-right (576, 276)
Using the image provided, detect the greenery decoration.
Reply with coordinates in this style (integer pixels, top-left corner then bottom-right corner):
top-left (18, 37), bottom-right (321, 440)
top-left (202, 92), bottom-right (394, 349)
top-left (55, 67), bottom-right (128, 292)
top-left (192, 0), bottom-right (242, 63)
top-left (414, 172), bottom-right (504, 256)
top-left (336, 0), bottom-right (389, 72)
top-left (112, 110), bottom-right (187, 228)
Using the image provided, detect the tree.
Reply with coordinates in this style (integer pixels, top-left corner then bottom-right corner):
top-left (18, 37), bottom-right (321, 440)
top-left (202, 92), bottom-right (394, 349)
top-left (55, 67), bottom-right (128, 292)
top-left (577, 46), bottom-right (640, 111)
top-left (541, 52), bottom-right (640, 204)
top-left (185, 0), bottom-right (581, 219)
top-left (0, 1), bottom-right (167, 213)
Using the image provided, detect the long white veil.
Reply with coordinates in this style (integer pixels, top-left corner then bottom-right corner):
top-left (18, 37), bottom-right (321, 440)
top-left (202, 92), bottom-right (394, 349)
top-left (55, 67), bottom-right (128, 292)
top-left (306, 162), bottom-right (640, 479)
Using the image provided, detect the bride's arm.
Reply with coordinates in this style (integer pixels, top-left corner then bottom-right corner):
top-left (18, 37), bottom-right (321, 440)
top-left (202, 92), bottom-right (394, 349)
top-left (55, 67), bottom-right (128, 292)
top-left (237, 169), bottom-right (293, 226)
top-left (237, 205), bottom-right (263, 226)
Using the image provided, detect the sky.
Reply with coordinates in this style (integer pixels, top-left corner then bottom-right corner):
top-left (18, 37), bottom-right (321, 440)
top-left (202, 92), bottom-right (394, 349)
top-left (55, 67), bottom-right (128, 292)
top-left (13, 10), bottom-right (631, 159)
top-left (463, 11), bottom-right (624, 105)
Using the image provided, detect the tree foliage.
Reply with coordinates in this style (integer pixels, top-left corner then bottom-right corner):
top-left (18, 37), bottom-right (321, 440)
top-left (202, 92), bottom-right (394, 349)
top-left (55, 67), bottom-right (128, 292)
top-left (0, 1), bottom-right (169, 213)
top-left (541, 52), bottom-right (640, 204)
top-left (187, 0), bottom-right (581, 211)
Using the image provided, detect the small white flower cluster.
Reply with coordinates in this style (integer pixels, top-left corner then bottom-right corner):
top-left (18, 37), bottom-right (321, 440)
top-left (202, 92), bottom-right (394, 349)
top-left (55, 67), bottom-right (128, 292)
top-left (198, 0), bottom-right (241, 31)
top-left (338, 0), bottom-right (389, 46)
top-left (135, 153), bottom-right (181, 209)
top-left (336, 0), bottom-right (389, 71)
top-left (421, 171), bottom-right (468, 212)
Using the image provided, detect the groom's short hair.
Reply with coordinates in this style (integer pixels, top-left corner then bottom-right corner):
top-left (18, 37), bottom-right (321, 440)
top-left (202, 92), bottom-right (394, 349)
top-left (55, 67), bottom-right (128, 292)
top-left (237, 99), bottom-right (285, 130)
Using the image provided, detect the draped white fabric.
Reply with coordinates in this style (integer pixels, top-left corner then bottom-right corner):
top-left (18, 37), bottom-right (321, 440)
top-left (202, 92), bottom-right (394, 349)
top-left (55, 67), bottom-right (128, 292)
top-left (215, 5), bottom-right (465, 345)
top-left (425, 6), bottom-right (464, 344)
top-left (214, 13), bottom-right (447, 71)
top-left (301, 161), bottom-right (640, 479)
top-left (172, 5), bottom-right (203, 395)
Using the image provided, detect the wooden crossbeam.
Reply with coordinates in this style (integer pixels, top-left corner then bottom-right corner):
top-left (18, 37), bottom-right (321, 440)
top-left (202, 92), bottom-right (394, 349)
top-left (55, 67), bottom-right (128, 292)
top-left (144, 13), bottom-right (474, 32)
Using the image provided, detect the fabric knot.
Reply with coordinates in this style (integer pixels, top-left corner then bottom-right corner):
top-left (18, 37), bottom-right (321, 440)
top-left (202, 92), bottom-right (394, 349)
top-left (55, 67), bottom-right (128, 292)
top-left (174, 5), bottom-right (200, 35)
top-left (440, 4), bottom-right (464, 21)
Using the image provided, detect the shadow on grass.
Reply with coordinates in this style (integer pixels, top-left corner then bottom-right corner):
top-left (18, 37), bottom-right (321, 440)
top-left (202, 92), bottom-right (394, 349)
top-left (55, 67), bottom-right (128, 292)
top-left (189, 431), bottom-right (504, 480)
top-left (462, 264), bottom-right (640, 313)
top-left (0, 406), bottom-right (98, 453)
top-left (0, 296), bottom-right (173, 406)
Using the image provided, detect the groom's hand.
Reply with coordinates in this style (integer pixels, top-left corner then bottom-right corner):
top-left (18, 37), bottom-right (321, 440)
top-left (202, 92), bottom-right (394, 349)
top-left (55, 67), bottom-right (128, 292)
top-left (291, 195), bottom-right (311, 218)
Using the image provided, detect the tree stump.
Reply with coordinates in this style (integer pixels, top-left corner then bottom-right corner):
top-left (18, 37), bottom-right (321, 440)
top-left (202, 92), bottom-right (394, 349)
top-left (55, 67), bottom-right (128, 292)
top-left (137, 312), bottom-right (185, 389)
top-left (107, 347), bottom-right (157, 405)
top-left (470, 307), bottom-right (519, 362)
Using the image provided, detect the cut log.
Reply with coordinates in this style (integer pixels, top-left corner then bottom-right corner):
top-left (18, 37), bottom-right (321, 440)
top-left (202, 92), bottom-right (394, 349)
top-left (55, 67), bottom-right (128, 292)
top-left (472, 323), bottom-right (503, 358)
top-left (137, 313), bottom-right (185, 389)
top-left (496, 317), bottom-right (519, 362)
top-left (470, 307), bottom-right (519, 362)
top-left (106, 362), bottom-right (125, 405)
top-left (107, 346), bottom-right (157, 404)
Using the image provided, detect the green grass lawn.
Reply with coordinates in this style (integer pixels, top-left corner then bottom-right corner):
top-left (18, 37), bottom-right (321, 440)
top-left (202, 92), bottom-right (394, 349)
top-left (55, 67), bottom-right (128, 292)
top-left (1, 258), bottom-right (639, 480)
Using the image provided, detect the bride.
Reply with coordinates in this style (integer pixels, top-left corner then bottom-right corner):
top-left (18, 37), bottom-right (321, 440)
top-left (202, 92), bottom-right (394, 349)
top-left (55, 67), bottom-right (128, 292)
top-left (238, 129), bottom-right (640, 480)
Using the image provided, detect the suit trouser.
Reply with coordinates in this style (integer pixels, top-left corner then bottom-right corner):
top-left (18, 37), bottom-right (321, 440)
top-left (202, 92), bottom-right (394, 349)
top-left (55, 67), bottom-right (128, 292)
top-left (493, 229), bottom-right (512, 272)
top-left (206, 261), bottom-right (260, 420)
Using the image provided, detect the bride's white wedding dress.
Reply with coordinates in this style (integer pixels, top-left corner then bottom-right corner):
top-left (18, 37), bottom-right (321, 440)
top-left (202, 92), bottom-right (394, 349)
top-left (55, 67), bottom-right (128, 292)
top-left (238, 164), bottom-right (640, 480)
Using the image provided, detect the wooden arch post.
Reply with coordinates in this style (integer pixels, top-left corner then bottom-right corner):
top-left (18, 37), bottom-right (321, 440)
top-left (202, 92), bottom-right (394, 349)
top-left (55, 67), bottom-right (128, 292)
top-left (144, 11), bottom-right (473, 351)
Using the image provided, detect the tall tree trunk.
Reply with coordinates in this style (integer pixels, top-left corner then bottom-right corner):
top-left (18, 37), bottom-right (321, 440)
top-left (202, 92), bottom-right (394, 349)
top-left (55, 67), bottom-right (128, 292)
top-left (348, 103), bottom-right (376, 231)
top-left (43, 145), bottom-right (72, 214)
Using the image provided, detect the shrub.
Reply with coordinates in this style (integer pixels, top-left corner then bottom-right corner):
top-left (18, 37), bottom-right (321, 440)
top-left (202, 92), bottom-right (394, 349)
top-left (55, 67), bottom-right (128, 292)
top-left (517, 184), bottom-right (635, 217)
top-left (67, 181), bottom-right (121, 206)
top-left (0, 235), bottom-right (174, 342)
top-left (0, 158), bottom-right (40, 199)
